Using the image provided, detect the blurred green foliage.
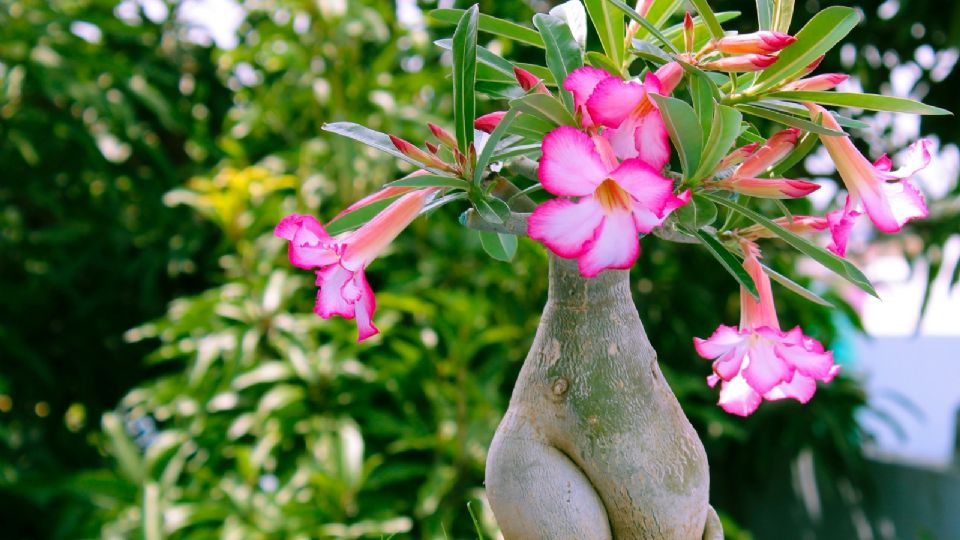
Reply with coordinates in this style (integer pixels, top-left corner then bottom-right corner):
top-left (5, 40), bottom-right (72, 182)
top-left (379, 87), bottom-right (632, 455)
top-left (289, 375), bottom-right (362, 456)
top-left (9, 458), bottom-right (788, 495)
top-left (0, 0), bottom-right (956, 539)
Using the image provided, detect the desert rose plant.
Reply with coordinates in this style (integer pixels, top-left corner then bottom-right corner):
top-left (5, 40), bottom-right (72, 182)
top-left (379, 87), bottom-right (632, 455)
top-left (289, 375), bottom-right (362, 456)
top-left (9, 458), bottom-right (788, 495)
top-left (276, 0), bottom-right (949, 537)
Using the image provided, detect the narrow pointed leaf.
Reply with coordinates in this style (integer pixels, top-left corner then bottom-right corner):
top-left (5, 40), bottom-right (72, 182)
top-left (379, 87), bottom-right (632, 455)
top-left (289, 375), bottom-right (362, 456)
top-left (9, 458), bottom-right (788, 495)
top-left (584, 0), bottom-right (625, 67)
top-left (750, 7), bottom-right (860, 93)
top-left (430, 9), bottom-right (544, 48)
top-left (638, 0), bottom-right (685, 34)
top-left (323, 122), bottom-right (452, 175)
top-left (508, 113), bottom-right (556, 140)
top-left (510, 93), bottom-right (577, 127)
top-left (767, 91), bottom-right (952, 115)
top-left (475, 109), bottom-right (519, 183)
top-left (689, 0), bottom-right (725, 40)
top-left (452, 6), bottom-right (479, 156)
top-left (692, 105), bottom-right (743, 182)
top-left (693, 229), bottom-right (760, 299)
top-left (701, 192), bottom-right (879, 297)
top-left (607, 0), bottom-right (680, 54)
top-left (533, 13), bottom-right (583, 111)
top-left (757, 99), bottom-right (870, 129)
top-left (772, 0), bottom-right (795, 33)
top-left (650, 94), bottom-right (702, 178)
top-left (585, 51), bottom-right (624, 76)
top-left (762, 262), bottom-right (835, 307)
top-left (734, 103), bottom-right (845, 135)
top-left (387, 175), bottom-right (471, 190)
top-left (757, 0), bottom-right (774, 30)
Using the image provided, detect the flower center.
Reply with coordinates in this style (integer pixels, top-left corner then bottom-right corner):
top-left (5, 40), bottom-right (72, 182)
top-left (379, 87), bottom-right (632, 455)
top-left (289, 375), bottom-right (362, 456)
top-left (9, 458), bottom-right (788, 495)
top-left (594, 179), bottom-right (632, 213)
top-left (634, 97), bottom-right (655, 117)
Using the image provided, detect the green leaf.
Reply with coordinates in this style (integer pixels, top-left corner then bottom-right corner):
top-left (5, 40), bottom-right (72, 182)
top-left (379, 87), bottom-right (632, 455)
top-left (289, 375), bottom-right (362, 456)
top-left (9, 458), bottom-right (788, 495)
top-left (689, 0), bottom-right (725, 40)
top-left (640, 0), bottom-right (685, 33)
top-left (510, 93), bottom-right (577, 128)
top-left (734, 103), bottom-right (845, 136)
top-left (756, 99), bottom-right (870, 129)
top-left (326, 195), bottom-right (402, 236)
top-left (630, 39), bottom-right (673, 64)
top-left (761, 262), bottom-right (835, 308)
top-left (323, 122), bottom-right (453, 175)
top-left (478, 231), bottom-right (518, 262)
top-left (491, 143), bottom-right (542, 161)
top-left (772, 0), bottom-right (795, 33)
top-left (533, 13), bottom-right (584, 111)
top-left (692, 229), bottom-right (760, 299)
top-left (750, 7), bottom-right (861, 93)
top-left (692, 105), bottom-right (743, 182)
top-left (607, 0), bottom-right (679, 54)
top-left (452, 5), bottom-right (479, 156)
top-left (472, 196), bottom-right (511, 225)
top-left (700, 192), bottom-right (879, 297)
top-left (675, 196), bottom-right (718, 230)
top-left (508, 113), bottom-right (556, 140)
top-left (757, 0), bottom-right (774, 30)
top-left (584, 0), bottom-right (625, 68)
top-left (430, 9), bottom-right (544, 48)
top-left (585, 51), bottom-right (623, 76)
top-left (439, 39), bottom-right (557, 87)
top-left (475, 109), bottom-right (518, 183)
top-left (650, 94), bottom-right (702, 178)
top-left (386, 175), bottom-right (471, 190)
top-left (766, 91), bottom-right (952, 116)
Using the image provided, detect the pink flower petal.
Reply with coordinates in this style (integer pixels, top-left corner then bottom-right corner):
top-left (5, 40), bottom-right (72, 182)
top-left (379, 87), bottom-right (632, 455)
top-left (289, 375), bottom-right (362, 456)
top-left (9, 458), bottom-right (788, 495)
top-left (586, 77), bottom-right (647, 129)
top-left (275, 214), bottom-right (341, 269)
top-left (315, 264), bottom-right (358, 320)
top-left (351, 268), bottom-right (379, 342)
top-left (538, 127), bottom-right (609, 196)
top-left (603, 115), bottom-right (641, 161)
top-left (528, 197), bottom-right (605, 258)
top-left (884, 139), bottom-right (932, 180)
top-left (563, 66), bottom-right (612, 126)
top-left (694, 324), bottom-right (747, 359)
top-left (859, 177), bottom-right (928, 233)
top-left (577, 210), bottom-right (640, 277)
top-left (717, 374), bottom-right (763, 417)
top-left (609, 158), bottom-right (674, 214)
top-left (763, 373), bottom-right (817, 403)
top-left (825, 196), bottom-right (861, 257)
top-left (776, 328), bottom-right (835, 380)
top-left (632, 111), bottom-right (671, 171)
top-left (342, 189), bottom-right (433, 269)
top-left (741, 336), bottom-right (794, 394)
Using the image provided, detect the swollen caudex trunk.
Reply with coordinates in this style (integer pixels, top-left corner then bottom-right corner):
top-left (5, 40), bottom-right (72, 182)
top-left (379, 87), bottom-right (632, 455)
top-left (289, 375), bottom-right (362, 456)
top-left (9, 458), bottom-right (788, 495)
top-left (485, 255), bottom-right (723, 539)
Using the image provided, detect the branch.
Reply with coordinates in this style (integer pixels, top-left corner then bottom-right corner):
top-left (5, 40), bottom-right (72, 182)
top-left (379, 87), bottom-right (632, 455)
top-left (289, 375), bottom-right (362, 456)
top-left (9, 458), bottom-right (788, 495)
top-left (462, 209), bottom-right (529, 236)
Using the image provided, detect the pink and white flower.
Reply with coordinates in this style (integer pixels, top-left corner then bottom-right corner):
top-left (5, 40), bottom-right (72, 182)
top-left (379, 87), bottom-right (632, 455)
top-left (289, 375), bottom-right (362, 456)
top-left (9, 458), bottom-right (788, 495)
top-left (276, 188), bottom-right (435, 342)
top-left (528, 126), bottom-right (688, 278)
top-left (584, 73), bottom-right (671, 169)
top-left (694, 241), bottom-right (840, 416)
top-left (806, 102), bottom-right (931, 234)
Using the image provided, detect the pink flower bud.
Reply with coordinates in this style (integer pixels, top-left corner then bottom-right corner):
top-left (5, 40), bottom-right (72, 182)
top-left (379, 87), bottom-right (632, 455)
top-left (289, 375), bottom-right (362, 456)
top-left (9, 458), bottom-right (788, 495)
top-left (734, 129), bottom-right (799, 178)
top-left (714, 177), bottom-right (821, 199)
top-left (701, 54), bottom-right (778, 72)
top-left (389, 135), bottom-right (456, 173)
top-left (782, 73), bottom-right (849, 92)
top-left (716, 143), bottom-right (759, 171)
top-left (427, 122), bottom-right (458, 149)
top-left (713, 31), bottom-right (796, 55)
top-left (514, 67), bottom-right (550, 94)
top-left (474, 111), bottom-right (507, 133)
top-left (683, 12), bottom-right (695, 53)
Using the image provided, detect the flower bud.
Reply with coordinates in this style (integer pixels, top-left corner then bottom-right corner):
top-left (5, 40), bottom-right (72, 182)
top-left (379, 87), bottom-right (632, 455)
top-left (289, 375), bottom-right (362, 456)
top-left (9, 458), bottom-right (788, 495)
top-left (474, 111), bottom-right (507, 133)
top-left (653, 61), bottom-right (684, 95)
top-left (390, 135), bottom-right (457, 173)
top-left (734, 128), bottom-right (799, 178)
top-left (683, 12), bottom-right (695, 53)
top-left (782, 73), bottom-right (849, 92)
top-left (427, 122), bottom-right (458, 149)
top-left (701, 54), bottom-right (778, 72)
top-left (514, 67), bottom-right (550, 94)
top-left (714, 177), bottom-right (821, 199)
top-left (713, 31), bottom-right (796, 55)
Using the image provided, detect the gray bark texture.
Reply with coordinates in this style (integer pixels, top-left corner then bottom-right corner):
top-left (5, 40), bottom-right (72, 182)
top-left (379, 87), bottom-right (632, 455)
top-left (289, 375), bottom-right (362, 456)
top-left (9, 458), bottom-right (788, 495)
top-left (485, 255), bottom-right (723, 540)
